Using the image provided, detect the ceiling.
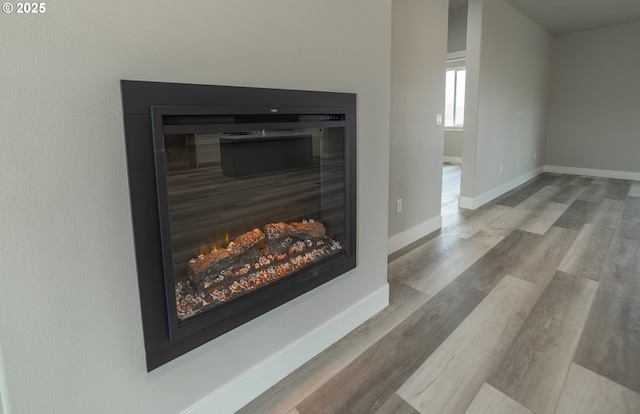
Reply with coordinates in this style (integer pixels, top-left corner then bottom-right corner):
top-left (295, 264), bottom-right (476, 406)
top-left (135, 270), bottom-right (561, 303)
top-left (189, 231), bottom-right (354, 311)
top-left (449, 0), bottom-right (640, 35)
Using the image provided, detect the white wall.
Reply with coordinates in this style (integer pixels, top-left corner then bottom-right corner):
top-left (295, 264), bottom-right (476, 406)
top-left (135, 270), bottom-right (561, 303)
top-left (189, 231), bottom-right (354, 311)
top-left (461, 0), bottom-right (551, 207)
top-left (546, 21), bottom-right (640, 174)
top-left (444, 130), bottom-right (464, 158)
top-left (0, 1), bottom-right (391, 413)
top-left (448, 6), bottom-right (468, 53)
top-left (389, 0), bottom-right (448, 252)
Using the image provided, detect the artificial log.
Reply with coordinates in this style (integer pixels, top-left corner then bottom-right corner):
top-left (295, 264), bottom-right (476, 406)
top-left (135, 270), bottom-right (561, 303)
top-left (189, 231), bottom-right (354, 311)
top-left (264, 221), bottom-right (326, 241)
top-left (177, 220), bottom-right (343, 321)
top-left (288, 221), bottom-right (325, 240)
top-left (236, 248), bottom-right (260, 267)
top-left (187, 249), bottom-right (234, 285)
top-left (263, 221), bottom-right (325, 255)
top-left (227, 228), bottom-right (266, 256)
top-left (264, 236), bottom-right (293, 256)
top-left (264, 222), bottom-right (290, 241)
top-left (188, 228), bottom-right (265, 285)
top-left (186, 222), bottom-right (325, 286)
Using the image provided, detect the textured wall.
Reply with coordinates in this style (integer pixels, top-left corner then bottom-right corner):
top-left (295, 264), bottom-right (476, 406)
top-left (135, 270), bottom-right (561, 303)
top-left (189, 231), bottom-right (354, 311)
top-left (448, 6), bottom-right (468, 53)
top-left (445, 131), bottom-right (464, 158)
top-left (389, 0), bottom-right (448, 240)
top-left (0, 1), bottom-right (391, 413)
top-left (546, 21), bottom-right (640, 173)
top-left (462, 0), bottom-right (551, 199)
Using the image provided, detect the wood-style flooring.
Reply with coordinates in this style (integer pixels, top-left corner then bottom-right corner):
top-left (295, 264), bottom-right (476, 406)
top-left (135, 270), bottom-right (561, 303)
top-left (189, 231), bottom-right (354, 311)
top-left (238, 166), bottom-right (640, 414)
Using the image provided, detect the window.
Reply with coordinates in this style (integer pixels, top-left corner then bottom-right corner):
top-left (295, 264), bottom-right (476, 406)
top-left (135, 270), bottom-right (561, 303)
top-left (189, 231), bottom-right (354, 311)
top-left (445, 67), bottom-right (466, 128)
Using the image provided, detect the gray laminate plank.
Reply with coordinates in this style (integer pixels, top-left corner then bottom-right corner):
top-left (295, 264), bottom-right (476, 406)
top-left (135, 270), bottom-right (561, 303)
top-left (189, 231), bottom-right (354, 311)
top-left (455, 229), bottom-right (573, 292)
top-left (555, 363), bottom-right (640, 414)
top-left (443, 205), bottom-right (511, 239)
top-left (442, 164), bottom-right (461, 212)
top-left (397, 276), bottom-right (542, 414)
top-left (558, 224), bottom-right (614, 281)
top-left (536, 173), bottom-right (578, 187)
top-left (605, 179), bottom-right (632, 200)
top-left (388, 231), bottom-right (441, 263)
top-left (515, 185), bottom-right (563, 210)
top-left (577, 180), bottom-right (631, 203)
top-left (551, 185), bottom-right (585, 204)
top-left (393, 231), bottom-right (504, 297)
top-left (482, 207), bottom-right (529, 236)
top-left (495, 177), bottom-right (548, 207)
top-left (569, 176), bottom-right (594, 186)
top-left (375, 394), bottom-right (420, 414)
top-left (455, 230), bottom-right (540, 292)
top-left (236, 282), bottom-right (430, 414)
top-left (484, 187), bottom-right (566, 236)
top-left (507, 226), bottom-right (578, 286)
top-left (517, 201), bottom-right (569, 235)
top-left (295, 281), bottom-right (486, 414)
top-left (547, 174), bottom-right (578, 188)
top-left (557, 199), bottom-right (624, 282)
top-left (576, 183), bottom-right (609, 203)
top-left (553, 199), bottom-right (596, 231)
top-left (622, 196), bottom-right (640, 223)
top-left (573, 220), bottom-right (640, 393)
top-left (464, 383), bottom-right (534, 414)
top-left (588, 198), bottom-right (626, 228)
top-left (488, 271), bottom-right (598, 414)
top-left (388, 232), bottom-right (460, 284)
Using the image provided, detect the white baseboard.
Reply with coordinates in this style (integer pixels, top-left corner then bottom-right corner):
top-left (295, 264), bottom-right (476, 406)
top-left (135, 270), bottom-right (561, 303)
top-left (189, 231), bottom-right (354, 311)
top-left (544, 165), bottom-right (640, 181)
top-left (0, 341), bottom-right (10, 414)
top-left (387, 215), bottom-right (442, 255)
top-left (183, 284), bottom-right (390, 414)
top-left (443, 156), bottom-right (462, 164)
top-left (458, 167), bottom-right (545, 210)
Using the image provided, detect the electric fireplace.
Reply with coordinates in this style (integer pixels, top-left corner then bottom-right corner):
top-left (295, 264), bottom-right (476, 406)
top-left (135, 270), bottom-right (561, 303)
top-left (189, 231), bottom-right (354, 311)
top-left (121, 81), bottom-right (356, 370)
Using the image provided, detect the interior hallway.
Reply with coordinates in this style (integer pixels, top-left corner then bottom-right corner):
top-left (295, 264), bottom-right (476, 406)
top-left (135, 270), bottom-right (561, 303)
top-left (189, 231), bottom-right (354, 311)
top-left (442, 163), bottom-right (462, 214)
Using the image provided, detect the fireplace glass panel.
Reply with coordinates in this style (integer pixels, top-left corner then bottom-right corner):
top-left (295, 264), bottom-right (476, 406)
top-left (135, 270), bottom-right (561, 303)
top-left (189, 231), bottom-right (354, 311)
top-left (159, 126), bottom-right (346, 321)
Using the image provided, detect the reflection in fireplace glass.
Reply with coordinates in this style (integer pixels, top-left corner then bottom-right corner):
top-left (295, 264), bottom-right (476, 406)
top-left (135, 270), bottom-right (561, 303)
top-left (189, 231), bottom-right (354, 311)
top-left (162, 127), bottom-right (346, 321)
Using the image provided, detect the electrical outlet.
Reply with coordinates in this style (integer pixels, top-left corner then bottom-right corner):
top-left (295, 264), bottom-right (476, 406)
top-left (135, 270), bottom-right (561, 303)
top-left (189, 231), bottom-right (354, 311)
top-left (534, 152), bottom-right (537, 160)
top-left (396, 198), bottom-right (403, 213)
top-left (435, 114), bottom-right (443, 126)
top-left (499, 164), bottom-right (503, 173)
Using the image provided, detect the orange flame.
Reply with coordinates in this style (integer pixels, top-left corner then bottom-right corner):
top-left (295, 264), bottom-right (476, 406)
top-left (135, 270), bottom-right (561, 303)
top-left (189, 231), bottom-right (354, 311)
top-left (196, 233), bottom-right (229, 256)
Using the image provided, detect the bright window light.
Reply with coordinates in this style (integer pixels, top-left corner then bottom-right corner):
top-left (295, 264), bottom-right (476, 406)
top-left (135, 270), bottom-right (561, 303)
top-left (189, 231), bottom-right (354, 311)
top-left (445, 67), bottom-right (466, 128)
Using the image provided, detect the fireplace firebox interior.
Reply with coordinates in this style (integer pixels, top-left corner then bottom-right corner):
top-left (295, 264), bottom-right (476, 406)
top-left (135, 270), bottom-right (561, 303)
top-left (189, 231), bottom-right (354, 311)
top-left (121, 81), bottom-right (356, 370)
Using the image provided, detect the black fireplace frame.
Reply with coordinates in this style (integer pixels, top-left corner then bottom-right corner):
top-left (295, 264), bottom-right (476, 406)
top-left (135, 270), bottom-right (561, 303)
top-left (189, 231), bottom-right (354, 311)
top-left (121, 80), bottom-right (357, 371)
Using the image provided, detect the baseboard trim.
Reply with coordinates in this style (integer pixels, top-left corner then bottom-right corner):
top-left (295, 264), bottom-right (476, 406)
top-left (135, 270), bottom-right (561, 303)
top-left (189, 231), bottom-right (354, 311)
top-left (0, 341), bottom-right (10, 414)
top-left (457, 196), bottom-right (475, 210)
top-left (443, 156), bottom-right (462, 164)
top-left (544, 165), bottom-right (640, 181)
top-left (388, 215), bottom-right (442, 255)
top-left (182, 284), bottom-right (390, 414)
top-left (459, 167), bottom-right (545, 210)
